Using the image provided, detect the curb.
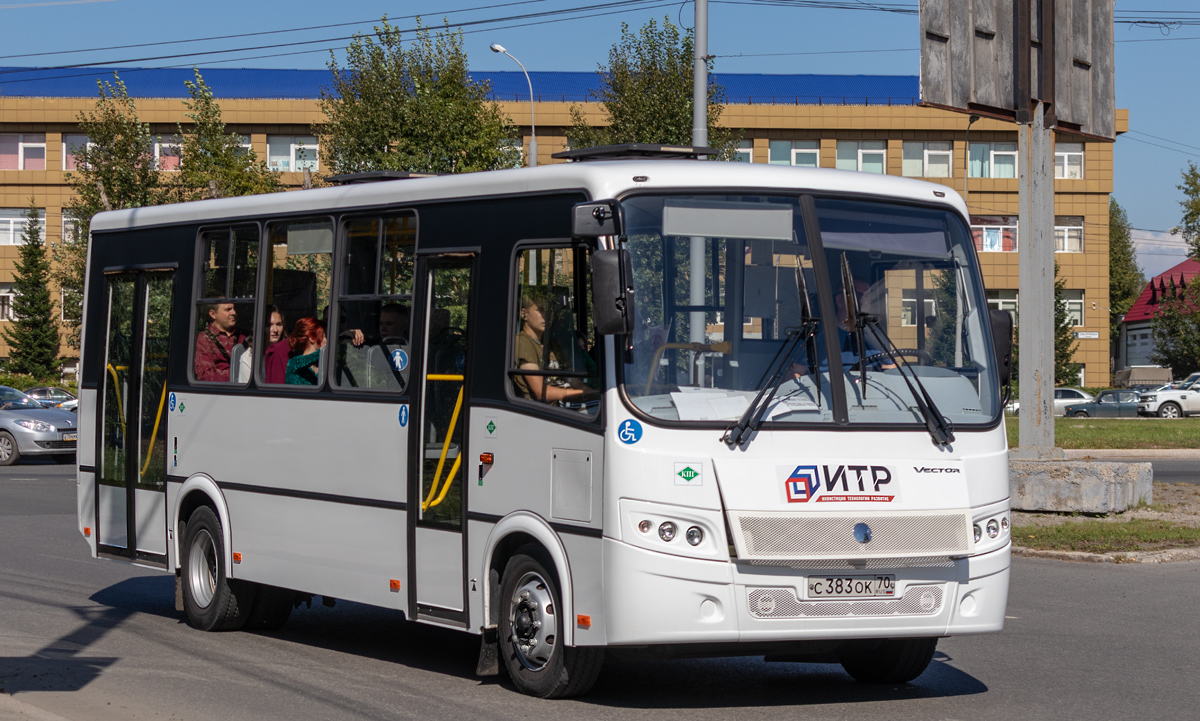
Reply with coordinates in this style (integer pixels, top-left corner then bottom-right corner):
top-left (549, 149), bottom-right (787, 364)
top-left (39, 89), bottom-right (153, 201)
top-left (1062, 448), bottom-right (1200, 460)
top-left (1013, 545), bottom-right (1200, 564)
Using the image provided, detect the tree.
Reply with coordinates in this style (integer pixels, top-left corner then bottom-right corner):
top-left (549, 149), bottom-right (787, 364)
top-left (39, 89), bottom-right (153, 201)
top-left (1054, 263), bottom-right (1081, 385)
top-left (2, 203), bottom-right (60, 377)
top-left (1178, 162), bottom-right (1200, 258)
top-left (56, 74), bottom-right (166, 348)
top-left (317, 17), bottom-right (521, 174)
top-left (172, 69), bottom-right (282, 202)
top-left (1108, 197), bottom-right (1144, 343)
top-left (1151, 278), bottom-right (1200, 377)
top-left (566, 17), bottom-right (739, 158)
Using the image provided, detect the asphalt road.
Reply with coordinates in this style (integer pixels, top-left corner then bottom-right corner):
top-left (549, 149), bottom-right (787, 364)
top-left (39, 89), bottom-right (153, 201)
top-left (1104, 458), bottom-right (1199, 485)
top-left (2, 464), bottom-right (1199, 721)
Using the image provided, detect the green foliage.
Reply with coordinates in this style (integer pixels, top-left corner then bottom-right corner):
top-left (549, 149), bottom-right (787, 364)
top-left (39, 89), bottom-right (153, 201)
top-left (0, 373), bottom-right (75, 392)
top-left (1177, 161), bottom-right (1200, 258)
top-left (317, 17), bottom-right (521, 174)
top-left (2, 203), bottom-right (60, 377)
top-left (172, 69), bottom-right (282, 202)
top-left (1054, 262), bottom-right (1081, 385)
top-left (1150, 275), bottom-right (1200, 377)
top-left (1013, 518), bottom-right (1200, 553)
top-left (57, 74), bottom-right (166, 348)
top-left (1108, 198), bottom-right (1144, 343)
top-left (566, 17), bottom-right (739, 158)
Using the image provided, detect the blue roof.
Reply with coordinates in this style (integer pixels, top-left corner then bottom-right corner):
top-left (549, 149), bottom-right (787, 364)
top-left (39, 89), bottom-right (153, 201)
top-left (0, 66), bottom-right (918, 105)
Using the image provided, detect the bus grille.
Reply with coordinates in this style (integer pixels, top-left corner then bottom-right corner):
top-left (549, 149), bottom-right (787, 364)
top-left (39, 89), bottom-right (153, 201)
top-left (729, 510), bottom-right (973, 562)
top-left (747, 585), bottom-right (944, 619)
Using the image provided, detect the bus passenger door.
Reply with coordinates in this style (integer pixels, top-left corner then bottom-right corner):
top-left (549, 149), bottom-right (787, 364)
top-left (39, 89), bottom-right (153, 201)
top-left (408, 253), bottom-right (475, 624)
top-left (95, 271), bottom-right (175, 567)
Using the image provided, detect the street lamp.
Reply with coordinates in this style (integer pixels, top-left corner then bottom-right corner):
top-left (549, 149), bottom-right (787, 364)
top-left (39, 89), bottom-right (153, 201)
top-left (490, 43), bottom-right (536, 167)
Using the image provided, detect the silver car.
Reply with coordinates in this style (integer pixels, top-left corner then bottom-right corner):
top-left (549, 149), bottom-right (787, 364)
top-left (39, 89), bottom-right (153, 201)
top-left (0, 386), bottom-right (78, 465)
top-left (1009, 388), bottom-right (1095, 417)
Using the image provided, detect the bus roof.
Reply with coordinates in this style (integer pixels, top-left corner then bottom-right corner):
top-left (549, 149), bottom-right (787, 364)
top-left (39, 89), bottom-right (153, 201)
top-left (89, 161), bottom-right (968, 233)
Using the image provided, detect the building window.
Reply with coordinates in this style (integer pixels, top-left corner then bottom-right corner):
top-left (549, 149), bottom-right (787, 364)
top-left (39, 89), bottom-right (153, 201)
top-left (1055, 216), bottom-right (1084, 253)
top-left (267, 135), bottom-right (318, 172)
top-left (62, 134), bottom-right (93, 170)
top-left (902, 141), bottom-right (952, 178)
top-left (1055, 142), bottom-right (1084, 179)
top-left (835, 140), bottom-right (885, 173)
top-left (1061, 289), bottom-right (1084, 327)
top-left (970, 215), bottom-right (1018, 252)
top-left (901, 288), bottom-right (938, 326)
top-left (987, 289), bottom-right (1019, 326)
top-left (0, 284), bottom-right (13, 321)
top-left (968, 141), bottom-right (1017, 178)
top-left (770, 139), bottom-right (819, 167)
top-left (0, 208), bottom-right (46, 245)
top-left (154, 138), bottom-right (181, 171)
top-left (0, 134), bottom-right (47, 170)
top-left (735, 139), bottom-right (753, 163)
top-left (61, 211), bottom-right (82, 244)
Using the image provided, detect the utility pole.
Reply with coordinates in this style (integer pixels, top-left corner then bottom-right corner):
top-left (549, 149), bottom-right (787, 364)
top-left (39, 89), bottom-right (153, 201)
top-left (689, 0), bottom-right (709, 358)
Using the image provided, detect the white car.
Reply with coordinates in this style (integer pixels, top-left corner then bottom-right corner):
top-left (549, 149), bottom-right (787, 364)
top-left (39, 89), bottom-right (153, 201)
top-left (1137, 378), bottom-right (1200, 418)
top-left (1006, 388), bottom-right (1095, 416)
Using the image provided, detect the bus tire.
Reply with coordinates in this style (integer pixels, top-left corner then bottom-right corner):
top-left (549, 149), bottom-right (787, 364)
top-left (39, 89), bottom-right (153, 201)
top-left (838, 637), bottom-right (938, 684)
top-left (181, 506), bottom-right (255, 631)
top-left (246, 584), bottom-right (294, 631)
top-left (499, 547), bottom-right (604, 698)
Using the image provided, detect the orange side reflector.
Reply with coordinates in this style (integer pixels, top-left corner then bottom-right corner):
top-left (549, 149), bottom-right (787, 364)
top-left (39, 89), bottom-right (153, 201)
top-left (232, 552), bottom-right (242, 563)
top-left (83, 526), bottom-right (91, 537)
top-left (389, 579), bottom-right (402, 591)
top-left (480, 452), bottom-right (495, 465)
top-left (576, 614), bottom-right (592, 628)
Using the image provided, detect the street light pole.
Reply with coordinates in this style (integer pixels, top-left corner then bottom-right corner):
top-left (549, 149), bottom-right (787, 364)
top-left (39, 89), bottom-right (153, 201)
top-left (490, 43), bottom-right (536, 167)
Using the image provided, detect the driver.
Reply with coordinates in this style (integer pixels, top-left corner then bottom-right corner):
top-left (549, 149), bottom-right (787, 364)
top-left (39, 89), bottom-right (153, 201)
top-left (512, 290), bottom-right (589, 404)
top-left (792, 277), bottom-right (895, 378)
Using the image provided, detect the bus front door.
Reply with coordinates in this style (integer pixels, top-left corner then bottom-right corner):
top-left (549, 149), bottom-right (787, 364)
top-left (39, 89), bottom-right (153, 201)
top-left (95, 271), bottom-right (175, 567)
top-left (408, 253), bottom-right (476, 624)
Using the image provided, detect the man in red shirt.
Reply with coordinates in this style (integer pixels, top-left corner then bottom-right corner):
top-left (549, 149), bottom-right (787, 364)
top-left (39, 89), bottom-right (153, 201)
top-left (194, 303), bottom-right (246, 382)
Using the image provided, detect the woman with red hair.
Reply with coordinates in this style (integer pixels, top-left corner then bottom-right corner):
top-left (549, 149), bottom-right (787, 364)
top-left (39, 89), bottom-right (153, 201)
top-left (285, 317), bottom-right (326, 385)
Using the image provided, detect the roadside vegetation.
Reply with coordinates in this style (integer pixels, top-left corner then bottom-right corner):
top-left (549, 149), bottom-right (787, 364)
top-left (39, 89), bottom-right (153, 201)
top-left (1005, 414), bottom-right (1200, 449)
top-left (1013, 518), bottom-right (1200, 554)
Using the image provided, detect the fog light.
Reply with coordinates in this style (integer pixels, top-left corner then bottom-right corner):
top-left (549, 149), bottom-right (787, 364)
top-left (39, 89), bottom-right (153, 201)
top-left (658, 522), bottom-right (677, 542)
top-left (973, 524), bottom-right (982, 543)
top-left (638, 520), bottom-right (652, 533)
top-left (986, 519), bottom-right (1000, 538)
top-left (1001, 516), bottom-right (1009, 531)
top-left (685, 526), bottom-right (704, 546)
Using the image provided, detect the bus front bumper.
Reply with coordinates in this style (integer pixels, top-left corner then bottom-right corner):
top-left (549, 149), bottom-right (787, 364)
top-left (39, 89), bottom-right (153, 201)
top-left (602, 537), bottom-right (1010, 646)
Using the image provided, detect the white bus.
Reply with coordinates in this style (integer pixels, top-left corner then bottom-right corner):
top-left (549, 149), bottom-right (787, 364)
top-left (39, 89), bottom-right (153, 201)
top-left (76, 146), bottom-right (1013, 698)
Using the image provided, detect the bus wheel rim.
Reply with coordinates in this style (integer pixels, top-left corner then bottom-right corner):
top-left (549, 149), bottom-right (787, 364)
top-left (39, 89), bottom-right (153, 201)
top-left (187, 528), bottom-right (218, 608)
top-left (509, 572), bottom-right (555, 671)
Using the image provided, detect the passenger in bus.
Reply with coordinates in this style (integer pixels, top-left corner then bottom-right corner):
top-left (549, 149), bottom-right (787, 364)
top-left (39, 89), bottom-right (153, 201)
top-left (263, 306), bottom-right (292, 384)
top-left (378, 303), bottom-right (410, 342)
top-left (194, 303), bottom-right (247, 382)
top-left (791, 277), bottom-right (895, 378)
top-left (238, 305), bottom-right (287, 383)
top-left (513, 291), bottom-right (589, 403)
top-left (285, 317), bottom-right (326, 385)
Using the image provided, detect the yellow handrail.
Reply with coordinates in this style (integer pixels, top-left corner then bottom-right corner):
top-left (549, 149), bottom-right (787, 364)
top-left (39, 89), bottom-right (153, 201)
top-left (421, 374), bottom-right (465, 513)
top-left (139, 385), bottom-right (167, 477)
top-left (106, 364), bottom-right (126, 434)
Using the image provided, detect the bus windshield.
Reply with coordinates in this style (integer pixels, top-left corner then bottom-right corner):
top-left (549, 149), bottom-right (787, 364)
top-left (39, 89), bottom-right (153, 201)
top-left (620, 193), bottom-right (1000, 428)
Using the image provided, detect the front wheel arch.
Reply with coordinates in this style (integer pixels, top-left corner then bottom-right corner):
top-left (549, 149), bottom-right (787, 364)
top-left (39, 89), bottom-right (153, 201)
top-left (481, 512), bottom-right (575, 646)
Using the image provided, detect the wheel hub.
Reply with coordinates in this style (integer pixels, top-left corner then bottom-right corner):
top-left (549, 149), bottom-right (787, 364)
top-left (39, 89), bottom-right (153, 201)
top-left (187, 528), bottom-right (218, 608)
top-left (508, 573), bottom-right (555, 670)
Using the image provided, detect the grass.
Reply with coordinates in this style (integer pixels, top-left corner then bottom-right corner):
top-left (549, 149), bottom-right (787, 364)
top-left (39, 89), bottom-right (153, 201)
top-left (1013, 518), bottom-right (1200, 554)
top-left (1005, 414), bottom-right (1200, 449)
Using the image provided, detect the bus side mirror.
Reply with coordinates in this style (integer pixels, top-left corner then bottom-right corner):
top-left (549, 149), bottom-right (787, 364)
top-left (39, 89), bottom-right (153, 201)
top-left (592, 248), bottom-right (634, 335)
top-left (573, 201), bottom-right (621, 237)
top-left (989, 308), bottom-right (1013, 389)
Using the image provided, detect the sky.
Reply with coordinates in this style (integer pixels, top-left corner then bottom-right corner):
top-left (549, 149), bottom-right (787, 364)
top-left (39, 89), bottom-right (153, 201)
top-left (1, 0), bottom-right (1198, 277)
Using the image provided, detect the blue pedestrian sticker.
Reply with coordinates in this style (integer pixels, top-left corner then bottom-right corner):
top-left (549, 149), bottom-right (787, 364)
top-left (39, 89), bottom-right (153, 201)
top-left (169, 393), bottom-right (177, 412)
top-left (399, 404), bottom-right (409, 427)
top-left (392, 349), bottom-right (409, 372)
top-left (617, 419), bottom-right (643, 444)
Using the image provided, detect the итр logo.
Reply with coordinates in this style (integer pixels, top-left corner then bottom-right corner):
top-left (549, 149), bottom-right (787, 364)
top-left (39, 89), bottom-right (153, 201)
top-left (785, 465), bottom-right (820, 502)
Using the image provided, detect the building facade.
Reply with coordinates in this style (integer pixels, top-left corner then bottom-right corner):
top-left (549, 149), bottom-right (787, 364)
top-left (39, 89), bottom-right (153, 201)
top-left (0, 68), bottom-right (1124, 383)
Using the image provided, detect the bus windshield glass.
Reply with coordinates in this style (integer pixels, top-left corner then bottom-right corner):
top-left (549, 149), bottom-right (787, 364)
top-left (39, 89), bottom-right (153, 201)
top-left (620, 194), bottom-right (999, 427)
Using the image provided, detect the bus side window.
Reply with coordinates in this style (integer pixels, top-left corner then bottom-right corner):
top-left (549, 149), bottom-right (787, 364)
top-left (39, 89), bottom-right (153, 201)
top-left (260, 218), bottom-right (334, 387)
top-left (509, 245), bottom-right (600, 415)
top-left (192, 225), bottom-right (258, 384)
top-left (335, 213), bottom-right (415, 391)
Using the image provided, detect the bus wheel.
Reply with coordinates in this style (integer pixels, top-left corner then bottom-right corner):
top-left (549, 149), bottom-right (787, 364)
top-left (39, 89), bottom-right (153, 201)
top-left (838, 637), bottom-right (938, 684)
top-left (499, 547), bottom-right (604, 698)
top-left (246, 584), bottom-right (294, 631)
top-left (181, 506), bottom-right (256, 631)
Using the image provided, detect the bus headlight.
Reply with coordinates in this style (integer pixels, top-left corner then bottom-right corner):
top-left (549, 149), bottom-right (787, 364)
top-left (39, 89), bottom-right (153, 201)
top-left (685, 526), bottom-right (704, 546)
top-left (973, 524), bottom-right (982, 543)
top-left (986, 519), bottom-right (1000, 538)
top-left (658, 522), bottom-right (677, 542)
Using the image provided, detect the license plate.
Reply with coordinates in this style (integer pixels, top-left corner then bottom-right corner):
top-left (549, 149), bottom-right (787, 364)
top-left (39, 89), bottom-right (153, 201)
top-left (806, 575), bottom-right (895, 599)
top-left (62, 432), bottom-right (77, 442)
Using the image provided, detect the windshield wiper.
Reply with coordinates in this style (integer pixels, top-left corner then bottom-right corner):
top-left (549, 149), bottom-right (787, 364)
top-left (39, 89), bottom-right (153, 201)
top-left (724, 264), bottom-right (818, 448)
top-left (859, 318), bottom-right (955, 447)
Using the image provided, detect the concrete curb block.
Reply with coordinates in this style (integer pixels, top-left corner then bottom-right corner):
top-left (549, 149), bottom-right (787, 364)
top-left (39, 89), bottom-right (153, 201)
top-left (1013, 544), bottom-right (1200, 564)
top-left (1009, 459), bottom-right (1153, 513)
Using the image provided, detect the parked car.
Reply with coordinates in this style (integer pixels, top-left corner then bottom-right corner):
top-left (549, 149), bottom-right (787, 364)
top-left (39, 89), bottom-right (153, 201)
top-left (24, 386), bottom-right (77, 410)
top-left (0, 386), bottom-right (78, 465)
top-left (1008, 387), bottom-right (1095, 416)
top-left (1063, 389), bottom-right (1141, 418)
top-left (1137, 377), bottom-right (1200, 418)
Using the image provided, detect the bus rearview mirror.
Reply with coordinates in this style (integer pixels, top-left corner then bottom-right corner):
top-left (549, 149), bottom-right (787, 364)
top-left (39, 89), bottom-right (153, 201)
top-left (592, 248), bottom-right (634, 335)
top-left (989, 308), bottom-right (1013, 390)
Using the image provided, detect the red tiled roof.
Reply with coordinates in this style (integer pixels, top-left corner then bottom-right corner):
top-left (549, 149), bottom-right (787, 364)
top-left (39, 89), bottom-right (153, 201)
top-left (1122, 257), bottom-right (1200, 324)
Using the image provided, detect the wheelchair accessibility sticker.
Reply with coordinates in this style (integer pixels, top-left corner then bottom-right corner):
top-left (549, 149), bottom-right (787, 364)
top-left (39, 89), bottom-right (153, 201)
top-left (618, 419), bottom-right (643, 444)
top-left (169, 393), bottom-right (176, 412)
top-left (392, 349), bottom-right (409, 372)
top-left (398, 404), bottom-right (409, 427)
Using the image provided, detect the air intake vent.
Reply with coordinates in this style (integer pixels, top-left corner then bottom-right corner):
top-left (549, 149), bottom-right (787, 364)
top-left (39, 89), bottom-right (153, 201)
top-left (728, 510), bottom-right (973, 563)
